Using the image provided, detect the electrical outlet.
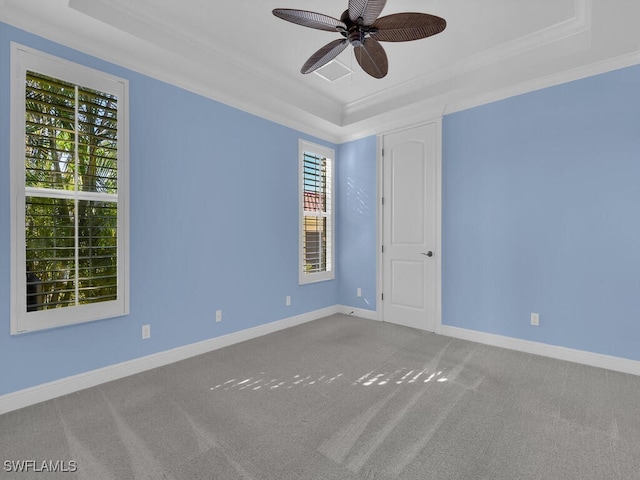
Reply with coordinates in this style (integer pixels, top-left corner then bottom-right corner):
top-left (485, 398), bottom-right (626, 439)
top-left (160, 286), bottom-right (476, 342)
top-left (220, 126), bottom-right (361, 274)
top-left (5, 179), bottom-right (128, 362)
top-left (286, 296), bottom-right (291, 306)
top-left (142, 324), bottom-right (151, 339)
top-left (357, 288), bottom-right (362, 297)
top-left (216, 310), bottom-right (222, 322)
top-left (531, 312), bottom-right (539, 326)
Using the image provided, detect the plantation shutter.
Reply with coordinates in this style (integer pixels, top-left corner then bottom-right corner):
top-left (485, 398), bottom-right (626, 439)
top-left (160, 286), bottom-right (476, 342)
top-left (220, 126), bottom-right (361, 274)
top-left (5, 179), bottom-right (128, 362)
top-left (302, 151), bottom-right (332, 274)
top-left (24, 71), bottom-right (119, 312)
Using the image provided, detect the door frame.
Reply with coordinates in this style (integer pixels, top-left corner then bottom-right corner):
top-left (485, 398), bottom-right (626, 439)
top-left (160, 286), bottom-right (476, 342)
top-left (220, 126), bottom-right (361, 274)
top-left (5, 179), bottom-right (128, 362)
top-left (376, 118), bottom-right (443, 333)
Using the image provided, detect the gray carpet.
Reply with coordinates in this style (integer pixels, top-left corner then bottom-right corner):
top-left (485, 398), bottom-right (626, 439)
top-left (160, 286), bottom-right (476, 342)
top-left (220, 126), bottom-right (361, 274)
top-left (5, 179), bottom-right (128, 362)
top-left (1, 314), bottom-right (639, 480)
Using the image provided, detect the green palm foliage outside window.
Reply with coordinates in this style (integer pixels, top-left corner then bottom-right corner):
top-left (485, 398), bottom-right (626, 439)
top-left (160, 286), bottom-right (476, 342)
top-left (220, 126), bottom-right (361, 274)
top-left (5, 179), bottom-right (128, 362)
top-left (25, 71), bottom-right (119, 311)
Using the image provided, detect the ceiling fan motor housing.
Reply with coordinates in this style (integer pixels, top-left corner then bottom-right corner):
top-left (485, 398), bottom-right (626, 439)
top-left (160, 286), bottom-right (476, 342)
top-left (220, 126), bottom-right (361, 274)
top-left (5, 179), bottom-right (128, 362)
top-left (348, 28), bottom-right (365, 46)
top-left (339, 10), bottom-right (367, 47)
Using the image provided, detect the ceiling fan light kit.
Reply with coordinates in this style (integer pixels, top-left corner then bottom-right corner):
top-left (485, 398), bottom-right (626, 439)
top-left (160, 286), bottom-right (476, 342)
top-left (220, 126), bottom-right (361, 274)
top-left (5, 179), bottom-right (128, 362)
top-left (273, 0), bottom-right (446, 79)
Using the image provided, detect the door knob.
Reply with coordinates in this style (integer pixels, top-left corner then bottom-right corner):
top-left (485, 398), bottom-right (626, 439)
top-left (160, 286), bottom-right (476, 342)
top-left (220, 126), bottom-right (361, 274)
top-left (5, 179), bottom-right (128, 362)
top-left (421, 251), bottom-right (433, 257)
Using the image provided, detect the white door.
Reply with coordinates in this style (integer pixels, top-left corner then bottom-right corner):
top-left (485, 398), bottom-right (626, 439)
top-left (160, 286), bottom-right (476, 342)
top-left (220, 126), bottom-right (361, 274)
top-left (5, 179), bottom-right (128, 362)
top-left (382, 122), bottom-right (439, 331)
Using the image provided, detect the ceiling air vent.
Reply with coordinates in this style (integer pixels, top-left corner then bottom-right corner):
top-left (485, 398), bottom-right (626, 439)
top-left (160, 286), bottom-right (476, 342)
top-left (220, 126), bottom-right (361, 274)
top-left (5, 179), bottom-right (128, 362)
top-left (314, 60), bottom-right (352, 82)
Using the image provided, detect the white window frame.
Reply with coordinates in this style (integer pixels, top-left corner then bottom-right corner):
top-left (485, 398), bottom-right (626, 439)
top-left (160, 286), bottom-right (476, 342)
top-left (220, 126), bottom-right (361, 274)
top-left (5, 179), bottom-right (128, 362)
top-left (10, 43), bottom-right (130, 334)
top-left (299, 139), bottom-right (335, 285)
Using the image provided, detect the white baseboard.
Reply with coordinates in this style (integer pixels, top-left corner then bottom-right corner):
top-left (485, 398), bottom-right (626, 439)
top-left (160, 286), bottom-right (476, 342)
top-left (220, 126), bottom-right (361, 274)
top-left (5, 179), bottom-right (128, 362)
top-left (440, 325), bottom-right (640, 377)
top-left (6, 309), bottom-right (636, 416)
top-left (0, 305), bottom-right (340, 415)
top-left (338, 305), bottom-right (380, 321)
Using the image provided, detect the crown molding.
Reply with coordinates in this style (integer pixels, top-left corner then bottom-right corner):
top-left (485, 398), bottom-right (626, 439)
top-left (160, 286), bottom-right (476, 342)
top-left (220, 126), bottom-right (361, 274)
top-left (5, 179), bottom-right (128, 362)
top-left (4, 0), bottom-right (639, 146)
top-left (1, 0), bottom-right (346, 143)
top-left (342, 0), bottom-right (592, 125)
top-left (66, 0), bottom-right (347, 142)
top-left (444, 47), bottom-right (640, 117)
top-left (334, 46), bottom-right (640, 143)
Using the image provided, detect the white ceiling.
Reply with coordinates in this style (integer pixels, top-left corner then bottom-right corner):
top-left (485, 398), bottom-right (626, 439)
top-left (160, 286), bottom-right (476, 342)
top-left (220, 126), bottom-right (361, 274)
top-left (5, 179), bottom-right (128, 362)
top-left (2, 0), bottom-right (640, 142)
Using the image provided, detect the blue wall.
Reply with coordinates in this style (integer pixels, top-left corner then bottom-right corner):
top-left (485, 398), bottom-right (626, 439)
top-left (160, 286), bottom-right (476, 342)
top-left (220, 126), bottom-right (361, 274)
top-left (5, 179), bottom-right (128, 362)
top-left (4, 18), bottom-right (640, 398)
top-left (337, 136), bottom-right (378, 311)
top-left (0, 22), bottom-right (346, 395)
top-left (442, 65), bottom-right (640, 362)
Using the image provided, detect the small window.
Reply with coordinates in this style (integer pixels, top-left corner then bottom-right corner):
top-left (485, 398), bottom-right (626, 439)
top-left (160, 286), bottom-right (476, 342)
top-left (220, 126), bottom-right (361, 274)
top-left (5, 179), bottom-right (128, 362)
top-left (10, 44), bottom-right (129, 334)
top-left (299, 140), bottom-right (335, 284)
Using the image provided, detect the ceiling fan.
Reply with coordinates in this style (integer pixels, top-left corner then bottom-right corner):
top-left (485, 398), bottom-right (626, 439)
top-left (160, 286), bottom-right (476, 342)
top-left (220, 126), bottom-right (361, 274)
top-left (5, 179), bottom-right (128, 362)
top-left (273, 0), bottom-right (446, 79)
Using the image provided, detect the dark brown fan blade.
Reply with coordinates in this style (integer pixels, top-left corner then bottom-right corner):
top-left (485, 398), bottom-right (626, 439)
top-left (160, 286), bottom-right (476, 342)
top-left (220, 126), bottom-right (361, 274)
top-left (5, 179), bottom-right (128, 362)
top-left (348, 0), bottom-right (387, 26)
top-left (273, 9), bottom-right (346, 32)
top-left (301, 39), bottom-right (349, 74)
top-left (371, 13), bottom-right (446, 42)
top-left (354, 37), bottom-right (388, 78)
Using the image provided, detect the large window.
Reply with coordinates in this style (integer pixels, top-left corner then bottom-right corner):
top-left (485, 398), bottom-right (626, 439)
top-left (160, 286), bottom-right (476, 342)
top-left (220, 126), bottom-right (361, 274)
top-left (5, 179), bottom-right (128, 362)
top-left (299, 140), bottom-right (334, 284)
top-left (10, 44), bottom-right (129, 334)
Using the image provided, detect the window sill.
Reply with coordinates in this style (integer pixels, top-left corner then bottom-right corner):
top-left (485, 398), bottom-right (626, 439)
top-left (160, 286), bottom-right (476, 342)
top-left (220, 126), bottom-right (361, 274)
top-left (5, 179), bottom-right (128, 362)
top-left (299, 271), bottom-right (335, 285)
